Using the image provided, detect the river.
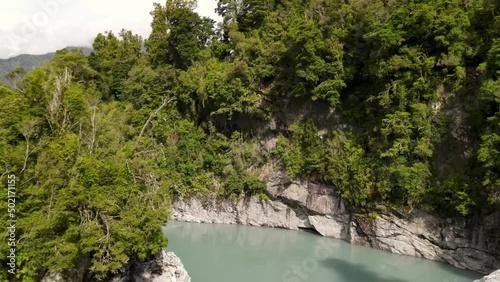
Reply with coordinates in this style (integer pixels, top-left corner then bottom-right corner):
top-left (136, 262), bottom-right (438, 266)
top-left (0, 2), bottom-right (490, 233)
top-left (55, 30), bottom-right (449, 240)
top-left (162, 221), bottom-right (482, 282)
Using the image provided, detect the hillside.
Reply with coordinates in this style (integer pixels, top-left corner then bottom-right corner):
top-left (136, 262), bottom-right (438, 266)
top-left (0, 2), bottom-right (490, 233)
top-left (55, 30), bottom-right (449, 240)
top-left (0, 0), bottom-right (499, 280)
top-left (0, 46), bottom-right (92, 87)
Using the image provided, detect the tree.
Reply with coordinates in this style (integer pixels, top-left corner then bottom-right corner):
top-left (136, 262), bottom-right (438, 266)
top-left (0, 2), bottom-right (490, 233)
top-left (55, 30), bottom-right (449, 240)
top-left (0, 50), bottom-right (171, 281)
top-left (478, 79), bottom-right (500, 207)
top-left (5, 67), bottom-right (26, 91)
top-left (89, 30), bottom-right (143, 99)
top-left (146, 0), bottom-right (214, 69)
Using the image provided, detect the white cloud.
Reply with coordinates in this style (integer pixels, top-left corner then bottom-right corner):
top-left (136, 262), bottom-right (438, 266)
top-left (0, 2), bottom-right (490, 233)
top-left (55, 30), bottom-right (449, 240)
top-left (0, 0), bottom-right (220, 58)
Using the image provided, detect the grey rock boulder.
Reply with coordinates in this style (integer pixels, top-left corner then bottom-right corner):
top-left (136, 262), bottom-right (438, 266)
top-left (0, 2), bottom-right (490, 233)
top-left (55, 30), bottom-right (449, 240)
top-left (41, 251), bottom-right (191, 282)
top-left (112, 250), bottom-right (191, 282)
top-left (308, 215), bottom-right (348, 239)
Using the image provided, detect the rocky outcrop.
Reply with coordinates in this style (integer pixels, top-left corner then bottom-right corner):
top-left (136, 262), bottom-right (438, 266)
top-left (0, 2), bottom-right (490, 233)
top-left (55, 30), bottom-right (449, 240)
top-left (172, 195), bottom-right (305, 229)
top-left (171, 169), bottom-right (500, 274)
top-left (41, 257), bottom-right (90, 282)
top-left (111, 250), bottom-right (190, 282)
top-left (352, 211), bottom-right (500, 273)
top-left (41, 251), bottom-right (191, 282)
top-left (475, 270), bottom-right (500, 282)
top-left (171, 171), bottom-right (352, 238)
top-left (308, 215), bottom-right (349, 238)
top-left (41, 273), bottom-right (71, 282)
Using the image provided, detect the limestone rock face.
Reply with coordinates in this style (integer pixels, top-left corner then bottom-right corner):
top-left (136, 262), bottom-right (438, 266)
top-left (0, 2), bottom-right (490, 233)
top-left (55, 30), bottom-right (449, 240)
top-left (264, 170), bottom-right (345, 216)
top-left (171, 195), bottom-right (302, 230)
top-left (351, 211), bottom-right (500, 274)
top-left (308, 215), bottom-right (349, 239)
top-left (171, 168), bottom-right (500, 274)
top-left (172, 170), bottom-right (351, 234)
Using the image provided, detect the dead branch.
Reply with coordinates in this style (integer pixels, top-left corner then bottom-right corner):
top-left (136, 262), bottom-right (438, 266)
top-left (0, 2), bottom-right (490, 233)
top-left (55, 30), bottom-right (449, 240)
top-left (134, 96), bottom-right (175, 149)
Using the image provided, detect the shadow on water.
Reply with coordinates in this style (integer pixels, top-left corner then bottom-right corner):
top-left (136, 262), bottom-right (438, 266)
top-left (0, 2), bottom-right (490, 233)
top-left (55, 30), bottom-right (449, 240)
top-left (433, 260), bottom-right (483, 281)
top-left (165, 222), bottom-right (482, 282)
top-left (321, 258), bottom-right (410, 282)
top-left (299, 227), bottom-right (323, 236)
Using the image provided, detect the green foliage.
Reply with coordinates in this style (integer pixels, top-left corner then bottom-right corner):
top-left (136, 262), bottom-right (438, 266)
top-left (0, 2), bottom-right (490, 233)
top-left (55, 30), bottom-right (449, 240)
top-left (222, 174), bottom-right (266, 197)
top-left (146, 1), bottom-right (214, 69)
top-left (0, 51), bottom-right (170, 281)
top-left (89, 30), bottom-right (142, 99)
top-left (263, 0), bottom-right (500, 214)
top-left (325, 134), bottom-right (375, 208)
top-left (283, 15), bottom-right (346, 107)
top-left (178, 58), bottom-right (265, 124)
top-left (258, 192), bottom-right (271, 203)
top-left (123, 56), bottom-right (175, 109)
top-left (432, 176), bottom-right (477, 216)
top-left (0, 47), bottom-right (92, 88)
top-left (274, 119), bottom-right (330, 179)
top-left (4, 0), bottom-right (500, 279)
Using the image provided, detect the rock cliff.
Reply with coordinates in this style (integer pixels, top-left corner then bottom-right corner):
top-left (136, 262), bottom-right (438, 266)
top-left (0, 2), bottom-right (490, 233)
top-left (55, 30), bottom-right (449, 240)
top-left (171, 170), bottom-right (500, 274)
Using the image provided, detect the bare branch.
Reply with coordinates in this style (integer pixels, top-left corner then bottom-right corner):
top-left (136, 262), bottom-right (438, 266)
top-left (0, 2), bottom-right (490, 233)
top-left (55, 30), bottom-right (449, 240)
top-left (135, 96), bottom-right (174, 149)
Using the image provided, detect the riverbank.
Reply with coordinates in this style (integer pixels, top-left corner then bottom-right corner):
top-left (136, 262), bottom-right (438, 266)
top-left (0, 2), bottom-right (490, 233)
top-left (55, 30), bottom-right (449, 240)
top-left (171, 169), bottom-right (500, 274)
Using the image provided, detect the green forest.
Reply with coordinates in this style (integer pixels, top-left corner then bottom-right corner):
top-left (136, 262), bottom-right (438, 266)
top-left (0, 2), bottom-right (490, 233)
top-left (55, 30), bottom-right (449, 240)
top-left (1, 0), bottom-right (500, 280)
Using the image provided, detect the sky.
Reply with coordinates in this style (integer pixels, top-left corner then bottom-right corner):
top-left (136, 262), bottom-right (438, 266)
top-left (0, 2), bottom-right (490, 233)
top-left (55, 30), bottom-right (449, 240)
top-left (0, 0), bottom-right (221, 59)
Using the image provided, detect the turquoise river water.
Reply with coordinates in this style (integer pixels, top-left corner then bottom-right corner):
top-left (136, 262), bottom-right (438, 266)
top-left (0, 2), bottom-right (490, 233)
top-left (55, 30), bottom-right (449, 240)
top-left (162, 221), bottom-right (482, 282)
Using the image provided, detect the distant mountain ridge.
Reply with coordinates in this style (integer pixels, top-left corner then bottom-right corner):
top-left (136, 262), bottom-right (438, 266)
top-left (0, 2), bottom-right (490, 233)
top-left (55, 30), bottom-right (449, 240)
top-left (0, 46), bottom-right (92, 88)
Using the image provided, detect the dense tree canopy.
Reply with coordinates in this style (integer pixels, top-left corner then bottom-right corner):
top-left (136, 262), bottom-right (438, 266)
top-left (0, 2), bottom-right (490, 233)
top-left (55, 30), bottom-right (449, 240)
top-left (1, 0), bottom-right (500, 280)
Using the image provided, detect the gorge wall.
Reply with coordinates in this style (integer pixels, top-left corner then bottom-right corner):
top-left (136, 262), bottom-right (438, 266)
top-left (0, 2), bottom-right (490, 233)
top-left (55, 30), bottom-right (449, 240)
top-left (171, 169), bottom-right (500, 275)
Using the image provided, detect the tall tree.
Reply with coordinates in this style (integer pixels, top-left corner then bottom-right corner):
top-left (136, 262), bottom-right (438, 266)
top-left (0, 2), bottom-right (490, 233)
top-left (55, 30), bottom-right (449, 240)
top-left (4, 67), bottom-right (26, 91)
top-left (89, 30), bottom-right (143, 99)
top-left (146, 0), bottom-right (214, 69)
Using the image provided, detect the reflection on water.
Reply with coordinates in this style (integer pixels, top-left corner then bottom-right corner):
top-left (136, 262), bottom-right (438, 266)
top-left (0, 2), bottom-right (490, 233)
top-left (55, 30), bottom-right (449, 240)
top-left (163, 221), bottom-right (482, 282)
